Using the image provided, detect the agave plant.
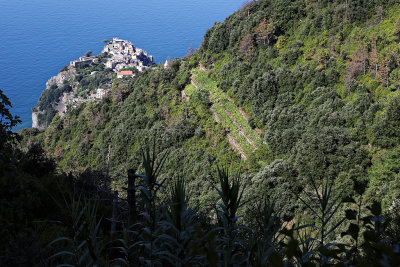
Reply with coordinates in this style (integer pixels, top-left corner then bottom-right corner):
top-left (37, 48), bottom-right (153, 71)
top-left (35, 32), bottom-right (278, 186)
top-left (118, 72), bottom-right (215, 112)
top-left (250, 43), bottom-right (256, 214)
top-left (48, 196), bottom-right (106, 266)
top-left (284, 175), bottom-right (346, 265)
top-left (155, 178), bottom-right (205, 266)
top-left (119, 141), bottom-right (169, 266)
top-left (247, 200), bottom-right (283, 266)
top-left (213, 166), bottom-right (249, 266)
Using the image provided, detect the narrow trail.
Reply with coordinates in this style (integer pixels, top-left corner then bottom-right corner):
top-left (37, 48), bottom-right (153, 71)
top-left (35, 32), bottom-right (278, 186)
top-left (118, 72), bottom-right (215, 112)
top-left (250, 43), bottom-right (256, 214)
top-left (199, 63), bottom-right (209, 74)
top-left (191, 79), bottom-right (198, 89)
top-left (227, 135), bottom-right (247, 160)
top-left (223, 109), bottom-right (256, 149)
top-left (181, 90), bottom-right (189, 101)
top-left (210, 107), bottom-right (220, 123)
top-left (188, 72), bottom-right (247, 159)
top-left (225, 92), bottom-right (263, 135)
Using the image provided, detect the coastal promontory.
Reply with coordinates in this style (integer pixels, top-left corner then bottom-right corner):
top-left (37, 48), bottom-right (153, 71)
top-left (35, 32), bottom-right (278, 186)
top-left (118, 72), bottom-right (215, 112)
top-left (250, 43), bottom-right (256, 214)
top-left (32, 38), bottom-right (155, 129)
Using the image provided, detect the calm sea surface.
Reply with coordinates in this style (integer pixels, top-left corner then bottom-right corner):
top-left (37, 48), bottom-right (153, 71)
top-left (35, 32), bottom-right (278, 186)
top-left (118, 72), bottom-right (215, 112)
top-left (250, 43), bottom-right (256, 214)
top-left (0, 0), bottom-right (243, 130)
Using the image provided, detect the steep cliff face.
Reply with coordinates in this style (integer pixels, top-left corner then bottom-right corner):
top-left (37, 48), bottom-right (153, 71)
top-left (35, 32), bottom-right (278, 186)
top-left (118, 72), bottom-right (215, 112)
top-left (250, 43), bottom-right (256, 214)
top-left (32, 66), bottom-right (76, 130)
top-left (45, 68), bottom-right (76, 89)
top-left (31, 110), bottom-right (44, 130)
top-left (32, 67), bottom-right (76, 129)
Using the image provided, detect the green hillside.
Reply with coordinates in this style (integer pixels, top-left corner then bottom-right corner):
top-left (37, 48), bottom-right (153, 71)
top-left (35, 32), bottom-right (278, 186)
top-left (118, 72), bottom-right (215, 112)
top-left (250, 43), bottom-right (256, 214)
top-left (24, 0), bottom-right (400, 210)
top-left (3, 0), bottom-right (400, 265)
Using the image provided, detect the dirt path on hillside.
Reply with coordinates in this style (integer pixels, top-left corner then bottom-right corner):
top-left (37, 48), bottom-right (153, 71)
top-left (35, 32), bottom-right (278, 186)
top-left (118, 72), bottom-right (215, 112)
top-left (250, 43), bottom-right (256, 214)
top-left (211, 106), bottom-right (246, 159)
top-left (181, 90), bottom-right (189, 101)
top-left (198, 68), bottom-right (263, 138)
top-left (225, 93), bottom-right (264, 135)
top-left (199, 63), bottom-right (209, 74)
top-left (210, 107), bottom-right (220, 123)
top-left (227, 135), bottom-right (247, 160)
top-left (191, 79), bottom-right (198, 89)
top-left (223, 109), bottom-right (257, 149)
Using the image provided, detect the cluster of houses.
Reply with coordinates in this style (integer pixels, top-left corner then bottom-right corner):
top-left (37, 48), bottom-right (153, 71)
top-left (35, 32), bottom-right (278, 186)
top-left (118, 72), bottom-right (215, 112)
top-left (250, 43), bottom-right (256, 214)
top-left (96, 88), bottom-right (111, 99)
top-left (70, 56), bottom-right (99, 67)
top-left (66, 38), bottom-right (156, 104)
top-left (34, 38), bottom-right (156, 129)
top-left (102, 37), bottom-right (154, 78)
top-left (69, 37), bottom-right (155, 79)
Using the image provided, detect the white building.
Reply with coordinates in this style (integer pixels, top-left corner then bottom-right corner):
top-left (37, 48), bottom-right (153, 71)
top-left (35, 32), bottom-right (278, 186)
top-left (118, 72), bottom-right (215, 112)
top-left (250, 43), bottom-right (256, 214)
top-left (96, 88), bottom-right (111, 99)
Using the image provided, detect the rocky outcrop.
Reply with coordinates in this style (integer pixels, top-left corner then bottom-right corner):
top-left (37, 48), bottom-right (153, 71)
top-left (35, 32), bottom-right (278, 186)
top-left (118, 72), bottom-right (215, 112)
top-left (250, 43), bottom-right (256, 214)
top-left (31, 109), bottom-right (45, 130)
top-left (55, 94), bottom-right (67, 116)
top-left (32, 67), bottom-right (76, 129)
top-left (32, 66), bottom-right (76, 130)
top-left (46, 68), bottom-right (76, 89)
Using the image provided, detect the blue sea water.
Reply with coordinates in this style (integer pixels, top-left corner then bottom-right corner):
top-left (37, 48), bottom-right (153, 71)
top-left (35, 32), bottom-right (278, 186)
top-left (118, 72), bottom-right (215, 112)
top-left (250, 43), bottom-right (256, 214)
top-left (0, 0), bottom-right (244, 131)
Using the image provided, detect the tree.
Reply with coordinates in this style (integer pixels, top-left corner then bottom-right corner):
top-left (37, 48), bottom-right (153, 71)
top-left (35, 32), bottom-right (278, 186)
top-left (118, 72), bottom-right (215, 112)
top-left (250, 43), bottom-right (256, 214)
top-left (369, 40), bottom-right (379, 77)
top-left (347, 0), bottom-right (368, 23)
top-left (239, 34), bottom-right (255, 60)
top-left (375, 5), bottom-right (384, 23)
top-left (255, 18), bottom-right (276, 46)
top-left (185, 43), bottom-right (196, 59)
top-left (85, 51), bottom-right (93, 57)
top-left (294, 126), bottom-right (367, 183)
top-left (240, 0), bottom-right (256, 17)
top-left (344, 46), bottom-right (367, 88)
top-left (0, 89), bottom-right (21, 151)
top-left (378, 55), bottom-right (390, 88)
top-left (394, 20), bottom-right (400, 39)
top-left (372, 96), bottom-right (400, 147)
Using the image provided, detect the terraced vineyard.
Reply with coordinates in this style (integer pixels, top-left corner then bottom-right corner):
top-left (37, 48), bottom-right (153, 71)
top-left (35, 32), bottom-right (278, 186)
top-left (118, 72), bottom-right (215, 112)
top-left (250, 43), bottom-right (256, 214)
top-left (188, 68), bottom-right (263, 159)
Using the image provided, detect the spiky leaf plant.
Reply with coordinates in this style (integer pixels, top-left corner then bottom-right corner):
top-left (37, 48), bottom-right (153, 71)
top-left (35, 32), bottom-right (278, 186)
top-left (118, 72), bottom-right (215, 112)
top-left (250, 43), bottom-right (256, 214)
top-left (125, 141), bottom-right (169, 266)
top-left (49, 197), bottom-right (105, 266)
top-left (156, 178), bottom-right (205, 266)
top-left (247, 200), bottom-right (284, 266)
top-left (213, 166), bottom-right (248, 266)
top-left (283, 175), bottom-right (346, 265)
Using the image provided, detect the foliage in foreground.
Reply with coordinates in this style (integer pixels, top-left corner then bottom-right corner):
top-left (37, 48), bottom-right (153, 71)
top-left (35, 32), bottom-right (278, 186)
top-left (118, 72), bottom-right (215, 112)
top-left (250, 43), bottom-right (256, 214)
top-left (44, 146), bottom-right (400, 266)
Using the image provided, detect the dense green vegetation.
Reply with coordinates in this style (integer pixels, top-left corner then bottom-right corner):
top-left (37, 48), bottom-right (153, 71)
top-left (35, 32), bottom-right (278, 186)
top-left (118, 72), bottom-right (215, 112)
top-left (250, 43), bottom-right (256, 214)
top-left (198, 0), bottom-right (400, 212)
top-left (30, 0), bottom-right (400, 212)
top-left (4, 0), bottom-right (400, 265)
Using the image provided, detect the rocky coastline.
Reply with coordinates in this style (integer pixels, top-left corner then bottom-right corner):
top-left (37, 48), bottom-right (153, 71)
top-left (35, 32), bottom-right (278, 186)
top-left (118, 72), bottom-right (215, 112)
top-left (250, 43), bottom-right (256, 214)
top-left (32, 38), bottom-right (155, 129)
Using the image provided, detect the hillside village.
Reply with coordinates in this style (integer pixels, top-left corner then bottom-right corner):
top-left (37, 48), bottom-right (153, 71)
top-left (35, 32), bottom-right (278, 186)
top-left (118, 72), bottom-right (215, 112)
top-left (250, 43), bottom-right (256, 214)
top-left (32, 38), bottom-right (155, 129)
top-left (70, 37), bottom-right (154, 75)
top-left (102, 38), bottom-right (154, 72)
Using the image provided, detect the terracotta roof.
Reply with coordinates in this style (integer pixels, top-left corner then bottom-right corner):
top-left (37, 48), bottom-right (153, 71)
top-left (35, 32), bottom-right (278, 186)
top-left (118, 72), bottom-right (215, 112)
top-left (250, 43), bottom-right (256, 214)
top-left (117, 70), bottom-right (133, 75)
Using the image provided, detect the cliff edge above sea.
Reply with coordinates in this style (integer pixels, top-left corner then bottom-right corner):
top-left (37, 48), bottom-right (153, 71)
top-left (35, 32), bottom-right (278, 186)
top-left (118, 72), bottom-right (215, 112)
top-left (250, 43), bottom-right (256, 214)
top-left (32, 38), bottom-right (155, 129)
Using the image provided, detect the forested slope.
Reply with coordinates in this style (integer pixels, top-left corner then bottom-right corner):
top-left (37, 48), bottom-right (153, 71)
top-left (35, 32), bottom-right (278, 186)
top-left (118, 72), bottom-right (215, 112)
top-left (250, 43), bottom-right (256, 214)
top-left (22, 0), bottom-right (400, 212)
top-left (197, 0), bottom-right (400, 211)
top-left (4, 0), bottom-right (400, 265)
